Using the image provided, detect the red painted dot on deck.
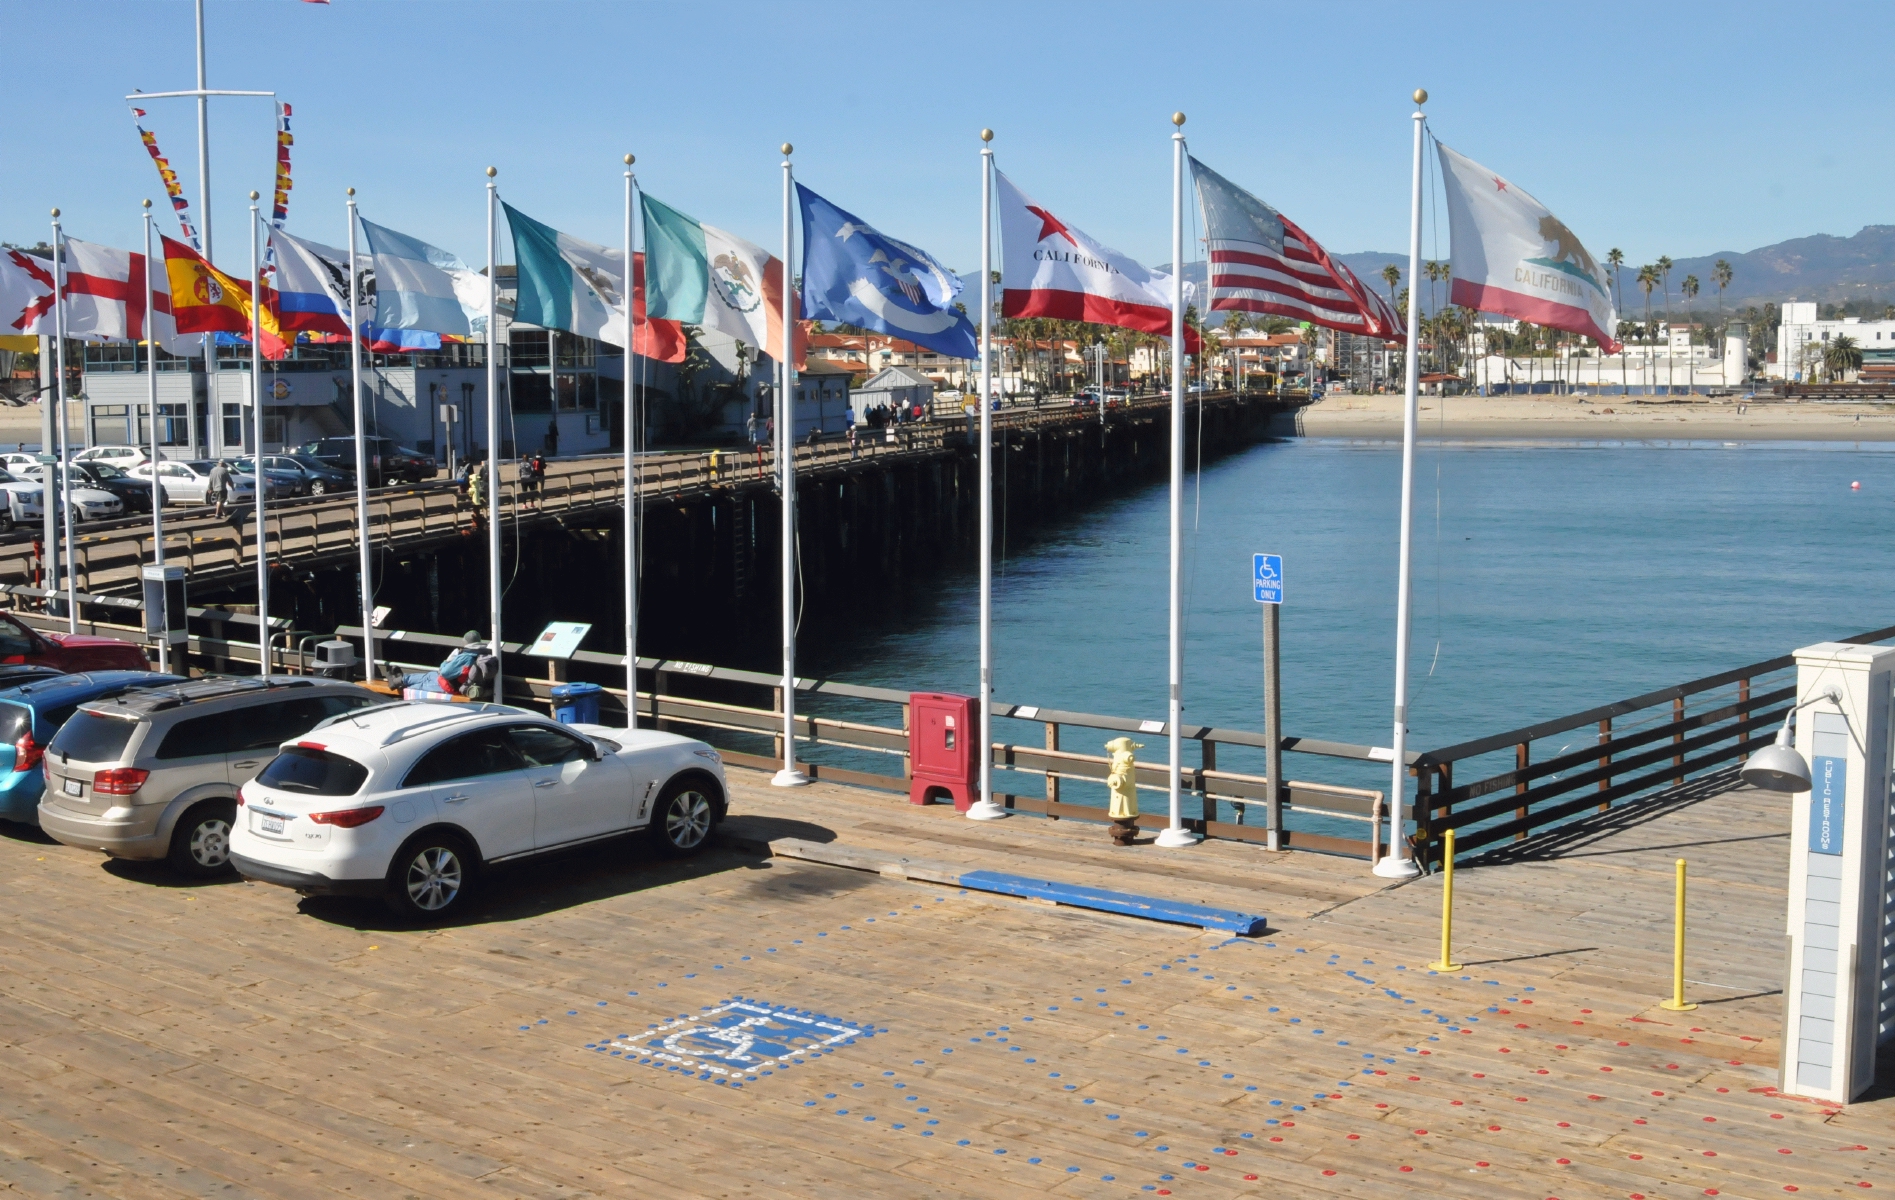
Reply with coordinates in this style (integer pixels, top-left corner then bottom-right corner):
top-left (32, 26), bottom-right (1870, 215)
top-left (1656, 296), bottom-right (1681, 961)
top-left (1476, 1161), bottom-right (1490, 1168)
top-left (1557, 1122), bottom-right (1570, 1128)
top-left (1556, 1158), bottom-right (1571, 1165)
top-left (1522, 999), bottom-right (1534, 1003)
top-left (1374, 1070), bottom-right (1387, 1076)
top-left (1777, 1149), bottom-right (1791, 1154)
top-left (1702, 1151), bottom-right (1717, 1157)
top-left (1629, 1154), bottom-right (1643, 1161)
top-left (1244, 1175), bottom-right (1258, 1181)
top-left (1270, 1136), bottom-right (1283, 1143)
top-left (1716, 1087), bottom-right (1729, 1093)
top-left (1617, 1041), bottom-right (1630, 1047)
top-left (1376, 1103), bottom-right (1388, 1109)
top-left (1473, 1073), bottom-right (1487, 1079)
top-left (1537, 1069), bottom-right (1550, 1075)
top-left (1406, 1075), bottom-right (1420, 1082)
top-left (1399, 1166), bottom-right (1414, 1173)
top-left (1451, 1100), bottom-right (1464, 1106)
top-left (1580, 1008), bottom-right (1592, 1013)
top-left (1516, 1023), bottom-right (1529, 1029)
top-left (1461, 1029), bottom-right (1473, 1035)
top-left (1784, 1188), bottom-right (1798, 1194)
top-left (1415, 1130), bottom-right (1429, 1136)
top-left (1488, 1126), bottom-right (1502, 1132)
top-left (1601, 1066), bottom-right (1614, 1072)
top-left (1346, 1134), bottom-right (1360, 1141)
top-left (1158, 1192), bottom-right (1171, 1197)
top-left (1556, 1044), bottom-right (1569, 1049)
top-left (1856, 1183), bottom-right (1872, 1189)
top-left (1515, 1097), bottom-right (1529, 1103)
top-left (1281, 1121), bottom-right (1295, 1127)
top-left (1500, 1048), bottom-right (1513, 1054)
top-left (1633, 1194), bottom-right (1647, 1199)
top-left (1588, 1095), bottom-right (1604, 1101)
top-left (1321, 1170), bottom-right (1336, 1177)
top-left (1420, 1050), bottom-right (1431, 1055)
top-left (1666, 1063), bottom-right (1680, 1070)
top-left (1224, 1150), bottom-right (1239, 1156)
top-left (1704, 1117), bottom-right (1716, 1122)
top-left (1728, 1060), bottom-right (1743, 1066)
top-left (1770, 1113), bottom-right (1784, 1119)
top-left (1634, 1119), bottom-right (1648, 1125)
top-left (1194, 1164), bottom-right (1209, 1171)
top-left (1652, 1091), bottom-right (1665, 1097)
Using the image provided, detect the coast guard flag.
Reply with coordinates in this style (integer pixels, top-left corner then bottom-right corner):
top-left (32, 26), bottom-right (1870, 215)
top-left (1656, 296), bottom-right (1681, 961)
top-left (358, 219), bottom-right (488, 337)
top-left (796, 185), bottom-right (977, 360)
top-left (1437, 142), bottom-right (1619, 352)
top-left (996, 170), bottom-right (1198, 351)
top-left (1191, 158), bottom-right (1401, 341)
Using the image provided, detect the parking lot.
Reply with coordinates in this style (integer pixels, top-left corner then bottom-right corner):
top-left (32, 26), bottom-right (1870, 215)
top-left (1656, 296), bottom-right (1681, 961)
top-left (0, 766), bottom-right (1886, 1198)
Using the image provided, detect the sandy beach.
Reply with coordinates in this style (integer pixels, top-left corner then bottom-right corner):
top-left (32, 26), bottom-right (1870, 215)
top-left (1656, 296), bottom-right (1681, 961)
top-left (1299, 392), bottom-right (1895, 441)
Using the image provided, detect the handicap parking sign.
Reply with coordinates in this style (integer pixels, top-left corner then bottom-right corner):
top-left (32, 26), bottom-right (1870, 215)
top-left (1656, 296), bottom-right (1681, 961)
top-left (1253, 553), bottom-right (1283, 604)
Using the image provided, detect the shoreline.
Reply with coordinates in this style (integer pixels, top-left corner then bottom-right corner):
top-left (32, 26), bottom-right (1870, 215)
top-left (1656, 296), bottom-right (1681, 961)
top-left (1298, 392), bottom-right (1895, 442)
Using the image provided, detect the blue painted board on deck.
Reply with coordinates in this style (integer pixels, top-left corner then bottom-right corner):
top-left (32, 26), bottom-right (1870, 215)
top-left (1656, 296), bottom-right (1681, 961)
top-left (959, 870), bottom-right (1268, 935)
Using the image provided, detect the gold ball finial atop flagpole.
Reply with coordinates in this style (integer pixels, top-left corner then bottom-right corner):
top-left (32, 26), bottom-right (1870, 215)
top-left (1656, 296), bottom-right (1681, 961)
top-left (347, 187), bottom-right (355, 196)
top-left (781, 143), bottom-right (793, 157)
top-left (1172, 111), bottom-right (1186, 127)
top-left (981, 128), bottom-right (993, 142)
top-left (249, 190), bottom-right (260, 201)
top-left (623, 153), bottom-right (634, 166)
top-left (142, 198), bottom-right (152, 210)
top-left (1413, 88), bottom-right (1428, 105)
top-left (50, 208), bottom-right (59, 218)
top-left (486, 166), bottom-right (496, 179)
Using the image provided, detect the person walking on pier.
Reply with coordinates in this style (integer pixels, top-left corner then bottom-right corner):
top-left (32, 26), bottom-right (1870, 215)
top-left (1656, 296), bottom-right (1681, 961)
top-left (207, 459), bottom-right (232, 520)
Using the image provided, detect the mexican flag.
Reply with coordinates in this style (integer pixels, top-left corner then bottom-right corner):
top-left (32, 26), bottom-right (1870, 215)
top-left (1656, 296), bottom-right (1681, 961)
top-left (641, 193), bottom-right (801, 364)
top-left (503, 203), bottom-right (684, 362)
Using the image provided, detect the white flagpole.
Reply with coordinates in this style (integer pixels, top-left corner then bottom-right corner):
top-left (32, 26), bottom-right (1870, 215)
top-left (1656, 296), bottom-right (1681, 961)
top-left (1157, 113), bottom-right (1198, 849)
top-left (347, 188), bottom-right (375, 680)
top-left (249, 192), bottom-right (269, 674)
top-left (622, 154), bottom-right (638, 730)
top-left (772, 143), bottom-right (807, 789)
top-left (485, 167), bottom-right (503, 702)
top-left (967, 129), bottom-right (1006, 821)
top-left (52, 211), bottom-right (76, 633)
top-left (1375, 89), bottom-right (1429, 880)
top-left (142, 199), bottom-right (168, 673)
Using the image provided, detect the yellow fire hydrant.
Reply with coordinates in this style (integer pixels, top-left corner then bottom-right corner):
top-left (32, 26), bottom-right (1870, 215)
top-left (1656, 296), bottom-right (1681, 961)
top-left (1105, 736), bottom-right (1141, 845)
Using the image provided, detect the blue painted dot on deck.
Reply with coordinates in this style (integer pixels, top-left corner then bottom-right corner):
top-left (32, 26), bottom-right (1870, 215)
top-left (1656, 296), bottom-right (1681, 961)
top-left (1064, 1085), bottom-right (1077, 1091)
top-left (893, 1123), bottom-right (905, 1129)
top-left (1139, 1025), bottom-right (1150, 1030)
top-left (1289, 1018), bottom-right (1301, 1023)
top-left (994, 1148), bottom-right (1007, 1155)
top-left (942, 1049), bottom-right (953, 1053)
top-left (825, 1093), bottom-right (837, 1098)
top-left (836, 1109), bottom-right (848, 1115)
top-left (863, 1116), bottom-right (874, 1122)
top-left (1223, 1074), bottom-right (1235, 1080)
top-left (1082, 1098), bottom-right (1095, 1105)
top-left (1106, 1114), bottom-right (1120, 1121)
top-left (921, 1131), bottom-right (934, 1137)
top-left (1135, 1132), bottom-right (1149, 1138)
top-left (1269, 1100), bottom-right (1282, 1106)
top-left (1067, 1167), bottom-right (1081, 1173)
top-left (1102, 1175), bottom-right (1115, 1181)
top-left (1028, 1157), bottom-right (1042, 1164)
top-left (1240, 1132), bottom-right (1254, 1139)
top-left (913, 1060), bottom-right (925, 1065)
top-left (1143, 971), bottom-right (1153, 976)
top-left (1048, 1006), bottom-right (1058, 1011)
top-left (1292, 1105), bottom-right (1305, 1111)
top-left (1160, 1173), bottom-right (1175, 1180)
top-left (1226, 986), bottom-right (1236, 991)
top-left (1155, 1146), bottom-right (1169, 1153)
top-left (918, 1107), bottom-right (929, 1112)
top-left (804, 1101), bottom-right (816, 1107)
top-left (567, 1010), bottom-right (577, 1015)
top-left (1114, 1011), bottom-right (1125, 1016)
top-left (852, 1082), bottom-right (864, 1088)
top-left (1049, 1072), bottom-right (1061, 1077)
top-left (1156, 1034), bottom-right (1168, 1040)
top-left (1245, 1085), bottom-right (1257, 1091)
top-left (1025, 1058), bottom-right (1036, 1064)
top-left (519, 1026), bottom-right (530, 1030)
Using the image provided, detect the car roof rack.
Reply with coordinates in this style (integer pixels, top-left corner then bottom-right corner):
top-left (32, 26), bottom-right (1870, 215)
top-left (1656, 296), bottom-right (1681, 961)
top-left (100, 674), bottom-right (320, 715)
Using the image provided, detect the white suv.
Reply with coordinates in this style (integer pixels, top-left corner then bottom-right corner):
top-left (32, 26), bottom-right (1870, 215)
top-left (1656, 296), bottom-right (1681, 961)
top-left (229, 701), bottom-right (729, 920)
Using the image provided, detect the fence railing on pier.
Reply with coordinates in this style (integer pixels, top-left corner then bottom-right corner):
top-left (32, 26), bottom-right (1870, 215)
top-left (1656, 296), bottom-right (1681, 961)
top-left (1409, 621), bottom-right (1895, 868)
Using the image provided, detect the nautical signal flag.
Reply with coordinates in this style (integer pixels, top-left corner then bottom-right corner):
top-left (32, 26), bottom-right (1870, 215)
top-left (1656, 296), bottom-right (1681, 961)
top-left (161, 235), bottom-right (288, 358)
top-left (1437, 142), bottom-right (1619, 352)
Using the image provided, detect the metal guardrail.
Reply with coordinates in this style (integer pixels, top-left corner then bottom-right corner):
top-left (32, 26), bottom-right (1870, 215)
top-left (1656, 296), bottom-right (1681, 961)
top-left (1409, 621), bottom-right (1895, 868)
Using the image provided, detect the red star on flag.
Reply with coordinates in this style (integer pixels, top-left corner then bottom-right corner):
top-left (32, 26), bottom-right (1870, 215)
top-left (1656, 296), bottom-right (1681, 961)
top-left (1492, 176), bottom-right (1508, 192)
top-left (1025, 205), bottom-right (1078, 246)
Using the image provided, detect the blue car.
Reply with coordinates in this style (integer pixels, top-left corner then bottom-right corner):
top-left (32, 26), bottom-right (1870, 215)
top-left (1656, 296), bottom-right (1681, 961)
top-left (0, 670), bottom-right (186, 824)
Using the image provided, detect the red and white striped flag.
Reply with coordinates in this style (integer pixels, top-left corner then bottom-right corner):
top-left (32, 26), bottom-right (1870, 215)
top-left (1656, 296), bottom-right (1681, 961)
top-left (1192, 157), bottom-right (1402, 341)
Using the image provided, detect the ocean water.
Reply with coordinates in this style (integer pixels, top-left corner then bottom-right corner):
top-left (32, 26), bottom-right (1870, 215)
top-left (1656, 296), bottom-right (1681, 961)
top-left (791, 436), bottom-right (1895, 814)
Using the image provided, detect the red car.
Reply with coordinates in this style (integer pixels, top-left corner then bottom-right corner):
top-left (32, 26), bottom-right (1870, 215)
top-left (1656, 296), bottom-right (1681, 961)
top-left (0, 613), bottom-right (149, 672)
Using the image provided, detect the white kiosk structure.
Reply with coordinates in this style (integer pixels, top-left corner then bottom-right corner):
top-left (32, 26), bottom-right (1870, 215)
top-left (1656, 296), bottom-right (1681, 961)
top-left (1748, 642), bottom-right (1895, 1104)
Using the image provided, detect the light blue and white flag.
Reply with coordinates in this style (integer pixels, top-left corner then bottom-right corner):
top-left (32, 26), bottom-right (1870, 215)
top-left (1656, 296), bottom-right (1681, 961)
top-left (359, 219), bottom-right (488, 336)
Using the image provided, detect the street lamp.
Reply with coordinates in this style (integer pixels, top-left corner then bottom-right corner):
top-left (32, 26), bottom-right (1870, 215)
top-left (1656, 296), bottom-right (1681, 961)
top-left (1740, 686), bottom-right (1842, 793)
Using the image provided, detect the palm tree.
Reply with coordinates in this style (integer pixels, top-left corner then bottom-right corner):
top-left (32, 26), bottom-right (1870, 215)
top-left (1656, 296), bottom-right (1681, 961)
top-left (1680, 275), bottom-right (1700, 393)
top-left (1655, 256), bottom-right (1674, 392)
top-left (1636, 265), bottom-right (1659, 395)
top-left (1711, 259), bottom-right (1733, 387)
top-left (1606, 248), bottom-right (1626, 396)
top-left (1824, 334), bottom-right (1862, 382)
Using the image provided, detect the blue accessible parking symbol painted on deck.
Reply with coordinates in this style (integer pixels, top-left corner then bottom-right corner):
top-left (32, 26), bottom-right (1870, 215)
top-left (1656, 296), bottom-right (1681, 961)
top-left (597, 999), bottom-right (872, 1081)
top-left (1253, 554), bottom-right (1282, 605)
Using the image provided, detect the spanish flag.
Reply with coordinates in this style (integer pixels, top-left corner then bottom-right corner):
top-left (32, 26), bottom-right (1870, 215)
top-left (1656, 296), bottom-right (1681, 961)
top-left (161, 235), bottom-right (288, 358)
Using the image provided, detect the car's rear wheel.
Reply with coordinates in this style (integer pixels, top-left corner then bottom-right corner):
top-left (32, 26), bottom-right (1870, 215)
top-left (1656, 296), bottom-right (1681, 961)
top-left (167, 801), bottom-right (236, 877)
top-left (385, 831), bottom-right (476, 920)
top-left (646, 776), bottom-right (721, 857)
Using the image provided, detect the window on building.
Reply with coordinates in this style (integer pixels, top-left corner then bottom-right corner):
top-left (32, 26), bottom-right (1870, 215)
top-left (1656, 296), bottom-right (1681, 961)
top-left (222, 403), bottom-right (243, 449)
top-left (92, 405), bottom-right (131, 446)
top-left (158, 403), bottom-right (189, 447)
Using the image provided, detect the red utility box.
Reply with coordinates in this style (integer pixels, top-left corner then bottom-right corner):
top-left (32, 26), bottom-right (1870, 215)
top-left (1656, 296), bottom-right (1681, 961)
top-left (909, 691), bottom-right (978, 810)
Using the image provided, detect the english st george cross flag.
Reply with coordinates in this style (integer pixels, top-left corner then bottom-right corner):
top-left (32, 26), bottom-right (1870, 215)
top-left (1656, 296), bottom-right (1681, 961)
top-left (1437, 142), bottom-right (1620, 352)
top-left (996, 170), bottom-right (1198, 352)
top-left (1191, 157), bottom-right (1402, 340)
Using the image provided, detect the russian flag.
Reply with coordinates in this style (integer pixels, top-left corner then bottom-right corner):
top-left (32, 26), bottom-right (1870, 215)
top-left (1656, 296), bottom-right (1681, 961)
top-left (270, 228), bottom-right (353, 336)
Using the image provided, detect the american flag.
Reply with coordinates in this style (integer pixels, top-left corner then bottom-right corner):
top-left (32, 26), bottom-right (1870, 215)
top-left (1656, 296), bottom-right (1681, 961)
top-left (1192, 156), bottom-right (1403, 341)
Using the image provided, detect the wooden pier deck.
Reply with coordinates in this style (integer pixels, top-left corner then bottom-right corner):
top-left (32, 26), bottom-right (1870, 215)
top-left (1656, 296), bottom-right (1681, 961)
top-left (1, 766), bottom-right (1886, 1198)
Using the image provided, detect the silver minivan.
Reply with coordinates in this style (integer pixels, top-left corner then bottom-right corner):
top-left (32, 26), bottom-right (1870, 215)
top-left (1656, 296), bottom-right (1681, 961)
top-left (38, 676), bottom-right (382, 877)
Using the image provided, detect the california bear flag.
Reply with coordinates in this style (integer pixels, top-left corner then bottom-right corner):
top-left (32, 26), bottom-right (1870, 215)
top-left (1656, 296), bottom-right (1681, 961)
top-left (1438, 143), bottom-right (1619, 353)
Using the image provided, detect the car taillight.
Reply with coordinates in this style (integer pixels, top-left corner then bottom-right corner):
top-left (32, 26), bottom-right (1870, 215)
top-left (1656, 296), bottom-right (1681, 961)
top-left (13, 731), bottom-right (41, 773)
top-left (92, 767), bottom-right (149, 796)
top-left (308, 805), bottom-right (384, 829)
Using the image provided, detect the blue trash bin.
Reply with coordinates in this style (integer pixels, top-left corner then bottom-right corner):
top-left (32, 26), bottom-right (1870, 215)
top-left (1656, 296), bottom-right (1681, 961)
top-left (549, 681), bottom-right (603, 725)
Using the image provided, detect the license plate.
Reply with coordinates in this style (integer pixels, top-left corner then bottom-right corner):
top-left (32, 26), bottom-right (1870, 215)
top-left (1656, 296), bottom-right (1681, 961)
top-left (62, 778), bottom-right (81, 797)
top-left (261, 816), bottom-right (284, 835)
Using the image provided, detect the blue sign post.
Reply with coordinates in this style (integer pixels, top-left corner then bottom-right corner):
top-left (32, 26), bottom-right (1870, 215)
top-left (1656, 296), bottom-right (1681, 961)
top-left (1253, 553), bottom-right (1283, 605)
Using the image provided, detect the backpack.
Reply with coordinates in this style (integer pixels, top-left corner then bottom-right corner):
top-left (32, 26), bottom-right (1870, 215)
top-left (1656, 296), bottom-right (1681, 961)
top-left (461, 650), bottom-right (499, 699)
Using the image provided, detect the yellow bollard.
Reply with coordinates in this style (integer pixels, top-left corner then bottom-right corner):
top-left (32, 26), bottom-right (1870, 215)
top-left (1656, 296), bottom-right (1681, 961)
top-left (1659, 858), bottom-right (1697, 1011)
top-left (1429, 829), bottom-right (1462, 971)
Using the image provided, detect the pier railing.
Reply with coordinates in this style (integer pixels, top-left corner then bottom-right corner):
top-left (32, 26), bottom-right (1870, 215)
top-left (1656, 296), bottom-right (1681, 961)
top-left (1409, 621), bottom-right (1895, 868)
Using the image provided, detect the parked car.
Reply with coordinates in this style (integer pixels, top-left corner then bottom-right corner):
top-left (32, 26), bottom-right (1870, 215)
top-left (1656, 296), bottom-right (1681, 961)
top-left (263, 454), bottom-right (353, 496)
top-left (70, 461), bottom-right (155, 514)
top-left (21, 463), bottom-right (134, 522)
top-left (126, 459), bottom-right (258, 507)
top-left (37, 676), bottom-right (382, 876)
top-left (229, 700), bottom-right (728, 919)
top-left (0, 611), bottom-right (149, 672)
top-left (0, 670), bottom-right (187, 824)
top-left (230, 456), bottom-right (315, 498)
top-left (0, 467), bottom-right (43, 531)
top-left (293, 437), bottom-right (437, 486)
top-left (0, 453), bottom-right (36, 473)
top-left (74, 445), bottom-right (150, 468)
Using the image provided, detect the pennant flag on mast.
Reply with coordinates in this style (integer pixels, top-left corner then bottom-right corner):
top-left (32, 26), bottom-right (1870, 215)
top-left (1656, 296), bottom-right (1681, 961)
top-left (1191, 157), bottom-right (1401, 340)
top-left (995, 169), bottom-right (1199, 351)
top-left (794, 185), bottom-right (977, 360)
top-left (129, 104), bottom-right (200, 250)
top-left (642, 193), bottom-right (798, 365)
top-left (271, 102), bottom-right (294, 228)
top-left (1437, 142), bottom-right (1620, 352)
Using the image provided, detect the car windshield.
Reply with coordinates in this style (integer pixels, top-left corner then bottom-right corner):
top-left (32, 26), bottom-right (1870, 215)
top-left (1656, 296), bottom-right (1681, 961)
top-left (88, 464), bottom-right (129, 480)
top-left (286, 455), bottom-right (332, 472)
top-left (51, 709), bottom-right (139, 763)
top-left (255, 745), bottom-right (369, 796)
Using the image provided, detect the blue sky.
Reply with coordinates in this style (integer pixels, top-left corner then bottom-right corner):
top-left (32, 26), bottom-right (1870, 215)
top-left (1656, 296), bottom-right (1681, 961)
top-left (9, 0), bottom-right (1891, 281)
